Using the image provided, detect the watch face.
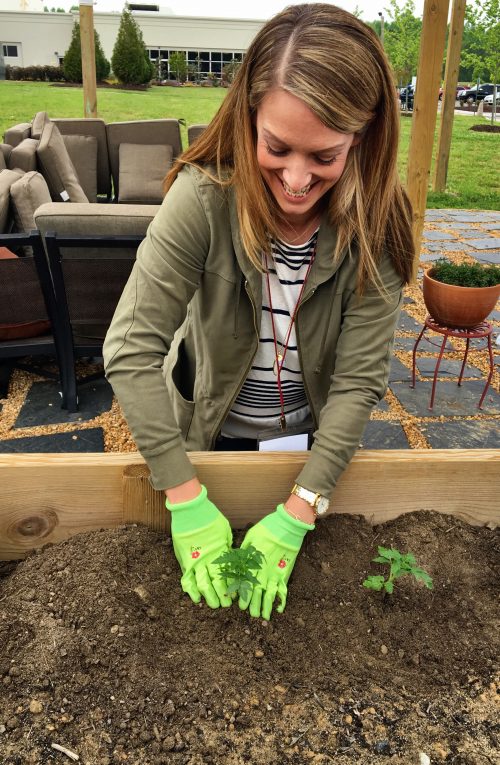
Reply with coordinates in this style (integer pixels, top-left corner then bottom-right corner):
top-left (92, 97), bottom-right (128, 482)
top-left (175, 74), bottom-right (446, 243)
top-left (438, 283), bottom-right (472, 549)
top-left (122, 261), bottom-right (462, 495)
top-left (316, 496), bottom-right (330, 515)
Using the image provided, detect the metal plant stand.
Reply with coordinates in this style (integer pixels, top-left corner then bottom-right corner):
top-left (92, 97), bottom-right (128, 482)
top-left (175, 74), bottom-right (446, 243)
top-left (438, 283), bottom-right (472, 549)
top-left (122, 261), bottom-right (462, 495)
top-left (411, 317), bottom-right (495, 410)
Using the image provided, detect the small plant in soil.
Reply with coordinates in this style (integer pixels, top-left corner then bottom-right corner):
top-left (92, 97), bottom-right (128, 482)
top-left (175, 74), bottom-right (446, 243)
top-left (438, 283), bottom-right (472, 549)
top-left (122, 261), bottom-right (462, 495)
top-left (431, 258), bottom-right (500, 288)
top-left (363, 546), bottom-right (433, 595)
top-left (214, 545), bottom-right (265, 600)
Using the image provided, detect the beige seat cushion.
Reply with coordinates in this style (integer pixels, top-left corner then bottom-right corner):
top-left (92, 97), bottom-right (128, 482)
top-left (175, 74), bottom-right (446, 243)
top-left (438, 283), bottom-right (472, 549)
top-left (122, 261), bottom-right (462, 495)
top-left (62, 134), bottom-right (98, 202)
top-left (187, 124), bottom-right (208, 145)
top-left (34, 201), bottom-right (160, 259)
top-left (53, 118), bottom-right (111, 199)
top-left (10, 171), bottom-right (52, 233)
top-left (0, 169), bottom-right (24, 234)
top-left (9, 138), bottom-right (39, 173)
top-left (3, 123), bottom-right (31, 148)
top-left (118, 143), bottom-right (172, 203)
top-left (0, 144), bottom-right (13, 168)
top-left (31, 111), bottom-right (50, 141)
top-left (106, 119), bottom-right (182, 198)
top-left (36, 122), bottom-right (89, 203)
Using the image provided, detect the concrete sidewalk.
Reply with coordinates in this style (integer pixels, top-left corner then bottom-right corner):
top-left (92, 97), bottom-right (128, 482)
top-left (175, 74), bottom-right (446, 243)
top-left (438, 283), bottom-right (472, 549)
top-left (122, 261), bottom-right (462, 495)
top-left (0, 208), bottom-right (499, 454)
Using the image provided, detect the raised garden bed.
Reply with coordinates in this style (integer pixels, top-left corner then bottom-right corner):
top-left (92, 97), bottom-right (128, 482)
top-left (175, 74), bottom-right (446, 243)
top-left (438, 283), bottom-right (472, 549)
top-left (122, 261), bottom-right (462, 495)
top-left (0, 452), bottom-right (498, 764)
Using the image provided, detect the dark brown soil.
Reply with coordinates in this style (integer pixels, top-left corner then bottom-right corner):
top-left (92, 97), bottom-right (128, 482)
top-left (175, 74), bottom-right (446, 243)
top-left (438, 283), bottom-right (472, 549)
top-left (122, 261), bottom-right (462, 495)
top-left (469, 124), bottom-right (500, 133)
top-left (0, 512), bottom-right (498, 765)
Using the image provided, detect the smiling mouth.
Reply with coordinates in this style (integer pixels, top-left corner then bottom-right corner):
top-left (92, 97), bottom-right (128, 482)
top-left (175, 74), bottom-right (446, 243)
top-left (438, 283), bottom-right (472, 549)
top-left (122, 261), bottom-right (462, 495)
top-left (280, 179), bottom-right (312, 198)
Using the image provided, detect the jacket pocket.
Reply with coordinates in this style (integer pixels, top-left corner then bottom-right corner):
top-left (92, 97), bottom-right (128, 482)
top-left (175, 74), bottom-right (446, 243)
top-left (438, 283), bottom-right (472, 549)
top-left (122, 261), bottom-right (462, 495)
top-left (166, 337), bottom-right (196, 439)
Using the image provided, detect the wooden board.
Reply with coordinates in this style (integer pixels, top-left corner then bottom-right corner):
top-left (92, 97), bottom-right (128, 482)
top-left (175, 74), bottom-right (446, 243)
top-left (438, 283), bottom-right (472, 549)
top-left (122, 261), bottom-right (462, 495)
top-left (1, 450), bottom-right (499, 560)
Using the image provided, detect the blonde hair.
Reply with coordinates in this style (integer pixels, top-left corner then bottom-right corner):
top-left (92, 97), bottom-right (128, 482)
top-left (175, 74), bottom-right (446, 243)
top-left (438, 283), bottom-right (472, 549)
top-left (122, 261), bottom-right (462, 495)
top-left (164, 3), bottom-right (414, 291)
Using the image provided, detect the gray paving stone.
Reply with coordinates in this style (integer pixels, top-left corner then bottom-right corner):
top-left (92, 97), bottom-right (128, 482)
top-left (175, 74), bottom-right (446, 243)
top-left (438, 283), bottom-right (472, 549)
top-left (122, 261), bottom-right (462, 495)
top-left (397, 311), bottom-right (423, 332)
top-left (489, 310), bottom-right (500, 322)
top-left (14, 377), bottom-right (113, 428)
top-left (446, 213), bottom-right (496, 223)
top-left (458, 231), bottom-right (498, 239)
top-left (420, 251), bottom-right (450, 262)
top-left (416, 357), bottom-right (483, 378)
top-left (373, 396), bottom-right (390, 413)
top-left (393, 336), bottom-right (419, 351)
top-left (426, 242), bottom-right (471, 252)
top-left (403, 296), bottom-right (416, 305)
top-left (423, 230), bottom-right (456, 240)
top-left (0, 428), bottom-right (105, 453)
top-left (480, 224), bottom-right (500, 231)
top-left (468, 250), bottom-right (500, 264)
top-left (359, 420), bottom-right (409, 449)
top-left (418, 334), bottom-right (456, 351)
top-left (421, 420), bottom-right (500, 449)
top-left (390, 380), bottom-right (500, 416)
top-left (389, 357), bottom-right (412, 383)
top-left (467, 238), bottom-right (500, 250)
top-left (437, 222), bottom-right (479, 230)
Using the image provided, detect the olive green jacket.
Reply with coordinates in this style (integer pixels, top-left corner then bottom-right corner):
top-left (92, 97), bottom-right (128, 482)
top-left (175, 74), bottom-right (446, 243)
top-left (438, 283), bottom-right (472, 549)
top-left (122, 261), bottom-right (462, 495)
top-left (103, 165), bottom-right (403, 496)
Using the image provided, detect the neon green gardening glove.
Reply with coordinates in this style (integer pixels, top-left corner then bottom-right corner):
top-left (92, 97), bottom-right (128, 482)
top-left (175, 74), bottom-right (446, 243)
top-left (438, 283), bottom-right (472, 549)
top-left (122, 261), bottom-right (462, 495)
top-left (166, 485), bottom-right (233, 609)
top-left (238, 504), bottom-right (314, 620)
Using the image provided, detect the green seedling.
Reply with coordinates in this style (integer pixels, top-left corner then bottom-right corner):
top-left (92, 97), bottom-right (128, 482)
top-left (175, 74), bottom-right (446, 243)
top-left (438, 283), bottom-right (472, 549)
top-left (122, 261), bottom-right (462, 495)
top-left (214, 544), bottom-right (265, 600)
top-left (363, 546), bottom-right (433, 595)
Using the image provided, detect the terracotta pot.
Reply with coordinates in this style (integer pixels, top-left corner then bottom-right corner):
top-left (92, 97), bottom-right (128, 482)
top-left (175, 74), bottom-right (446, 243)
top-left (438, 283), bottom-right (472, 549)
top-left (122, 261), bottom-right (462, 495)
top-left (423, 269), bottom-right (500, 328)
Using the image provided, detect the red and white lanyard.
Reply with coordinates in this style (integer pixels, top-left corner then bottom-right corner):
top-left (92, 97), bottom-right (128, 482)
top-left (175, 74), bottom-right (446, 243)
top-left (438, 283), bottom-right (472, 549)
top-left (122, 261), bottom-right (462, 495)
top-left (264, 243), bottom-right (317, 431)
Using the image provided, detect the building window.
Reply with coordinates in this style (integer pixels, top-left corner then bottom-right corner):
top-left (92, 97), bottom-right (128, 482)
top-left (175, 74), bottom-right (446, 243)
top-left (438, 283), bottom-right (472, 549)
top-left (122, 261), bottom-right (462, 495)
top-left (3, 44), bottom-right (18, 57)
top-left (146, 47), bottom-right (245, 81)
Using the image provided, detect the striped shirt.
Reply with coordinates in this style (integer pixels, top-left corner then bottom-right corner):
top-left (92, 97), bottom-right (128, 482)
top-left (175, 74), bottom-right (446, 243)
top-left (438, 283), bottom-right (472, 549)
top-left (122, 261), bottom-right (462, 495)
top-left (222, 231), bottom-right (318, 439)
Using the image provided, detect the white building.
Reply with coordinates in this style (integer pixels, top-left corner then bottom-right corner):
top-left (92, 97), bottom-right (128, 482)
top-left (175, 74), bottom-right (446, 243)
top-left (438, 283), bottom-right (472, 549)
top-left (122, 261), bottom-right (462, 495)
top-left (0, 8), bottom-right (264, 78)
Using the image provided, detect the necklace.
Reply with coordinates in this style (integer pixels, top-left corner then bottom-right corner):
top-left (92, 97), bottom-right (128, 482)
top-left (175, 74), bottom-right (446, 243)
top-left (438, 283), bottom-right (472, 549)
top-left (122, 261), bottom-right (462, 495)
top-left (265, 239), bottom-right (317, 431)
top-left (278, 213), bottom-right (321, 245)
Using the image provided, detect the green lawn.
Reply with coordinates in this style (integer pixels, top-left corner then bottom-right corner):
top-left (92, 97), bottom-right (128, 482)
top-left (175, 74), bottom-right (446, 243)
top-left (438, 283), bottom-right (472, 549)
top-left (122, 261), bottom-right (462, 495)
top-left (1, 81), bottom-right (498, 210)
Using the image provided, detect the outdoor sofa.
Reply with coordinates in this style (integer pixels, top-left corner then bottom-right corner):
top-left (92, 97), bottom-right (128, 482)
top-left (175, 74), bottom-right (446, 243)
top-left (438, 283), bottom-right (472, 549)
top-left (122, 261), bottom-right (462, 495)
top-left (0, 111), bottom-right (189, 409)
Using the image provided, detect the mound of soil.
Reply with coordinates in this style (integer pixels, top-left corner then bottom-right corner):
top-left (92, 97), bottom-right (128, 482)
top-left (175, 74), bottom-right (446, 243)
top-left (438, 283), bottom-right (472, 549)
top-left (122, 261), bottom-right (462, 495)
top-left (469, 124), bottom-right (500, 133)
top-left (0, 512), bottom-right (498, 765)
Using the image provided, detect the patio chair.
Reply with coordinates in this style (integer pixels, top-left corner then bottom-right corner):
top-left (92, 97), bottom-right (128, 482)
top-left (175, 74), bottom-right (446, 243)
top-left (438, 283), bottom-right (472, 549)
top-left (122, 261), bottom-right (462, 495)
top-left (41, 231), bottom-right (144, 412)
top-left (0, 231), bottom-right (61, 396)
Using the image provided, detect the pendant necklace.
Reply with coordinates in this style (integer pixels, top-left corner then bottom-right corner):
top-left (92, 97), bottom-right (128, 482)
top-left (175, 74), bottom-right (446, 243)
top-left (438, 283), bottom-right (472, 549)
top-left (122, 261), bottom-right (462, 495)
top-left (265, 240), bottom-right (317, 431)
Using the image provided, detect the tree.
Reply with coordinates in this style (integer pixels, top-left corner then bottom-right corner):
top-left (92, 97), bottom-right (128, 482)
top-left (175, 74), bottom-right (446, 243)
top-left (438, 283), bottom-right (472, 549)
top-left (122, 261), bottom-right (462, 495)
top-left (221, 60), bottom-right (241, 85)
top-left (63, 22), bottom-right (110, 83)
top-left (167, 51), bottom-right (187, 82)
top-left (384, 0), bottom-right (422, 86)
top-left (111, 4), bottom-right (155, 85)
top-left (460, 0), bottom-right (500, 84)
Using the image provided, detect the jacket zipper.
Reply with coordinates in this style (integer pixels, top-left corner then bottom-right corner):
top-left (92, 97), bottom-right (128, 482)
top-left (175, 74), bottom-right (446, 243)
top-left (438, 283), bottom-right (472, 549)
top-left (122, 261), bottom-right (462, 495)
top-left (209, 278), bottom-right (259, 446)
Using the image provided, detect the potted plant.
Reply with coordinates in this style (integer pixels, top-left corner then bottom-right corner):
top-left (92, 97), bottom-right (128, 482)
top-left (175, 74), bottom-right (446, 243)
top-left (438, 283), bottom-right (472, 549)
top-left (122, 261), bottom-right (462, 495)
top-left (423, 258), bottom-right (500, 328)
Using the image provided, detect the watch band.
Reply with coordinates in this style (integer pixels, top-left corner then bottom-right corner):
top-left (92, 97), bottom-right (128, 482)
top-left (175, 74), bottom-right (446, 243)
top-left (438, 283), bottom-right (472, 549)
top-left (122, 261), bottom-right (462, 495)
top-left (291, 484), bottom-right (330, 516)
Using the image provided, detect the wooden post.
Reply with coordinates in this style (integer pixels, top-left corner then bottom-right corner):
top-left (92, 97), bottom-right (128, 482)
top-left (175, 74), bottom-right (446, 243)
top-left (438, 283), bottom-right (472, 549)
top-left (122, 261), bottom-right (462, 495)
top-left (433, 0), bottom-right (466, 192)
top-left (407, 0), bottom-right (450, 280)
top-left (79, 0), bottom-right (97, 118)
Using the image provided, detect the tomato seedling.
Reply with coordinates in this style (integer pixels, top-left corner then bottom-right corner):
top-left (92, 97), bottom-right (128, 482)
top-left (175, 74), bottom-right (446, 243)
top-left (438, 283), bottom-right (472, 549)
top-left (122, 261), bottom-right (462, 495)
top-left (214, 545), bottom-right (265, 600)
top-left (363, 546), bottom-right (433, 594)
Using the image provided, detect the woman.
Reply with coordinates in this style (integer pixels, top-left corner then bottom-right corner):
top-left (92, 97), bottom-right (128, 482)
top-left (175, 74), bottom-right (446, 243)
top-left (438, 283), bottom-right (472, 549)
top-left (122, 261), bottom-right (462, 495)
top-left (103, 3), bottom-right (414, 620)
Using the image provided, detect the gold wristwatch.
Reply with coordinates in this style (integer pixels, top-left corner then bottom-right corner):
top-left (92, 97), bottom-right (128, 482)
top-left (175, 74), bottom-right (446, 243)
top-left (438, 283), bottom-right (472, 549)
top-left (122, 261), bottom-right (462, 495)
top-left (291, 484), bottom-right (330, 517)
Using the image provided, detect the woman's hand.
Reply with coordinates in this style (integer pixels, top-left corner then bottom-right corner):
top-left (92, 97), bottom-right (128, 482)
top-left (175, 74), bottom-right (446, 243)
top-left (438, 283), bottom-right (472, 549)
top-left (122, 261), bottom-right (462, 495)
top-left (166, 484), bottom-right (233, 608)
top-left (238, 504), bottom-right (315, 620)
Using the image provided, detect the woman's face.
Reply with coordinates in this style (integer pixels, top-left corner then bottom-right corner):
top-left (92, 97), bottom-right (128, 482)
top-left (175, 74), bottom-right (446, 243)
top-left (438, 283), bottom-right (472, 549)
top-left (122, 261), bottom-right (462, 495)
top-left (255, 88), bottom-right (358, 223)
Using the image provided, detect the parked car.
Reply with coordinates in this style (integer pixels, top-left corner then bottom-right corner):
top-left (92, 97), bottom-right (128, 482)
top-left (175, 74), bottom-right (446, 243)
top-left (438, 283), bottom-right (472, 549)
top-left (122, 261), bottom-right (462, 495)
top-left (459, 84), bottom-right (499, 105)
top-left (399, 84), bottom-right (414, 109)
top-left (483, 92), bottom-right (499, 106)
top-left (439, 85), bottom-right (466, 100)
